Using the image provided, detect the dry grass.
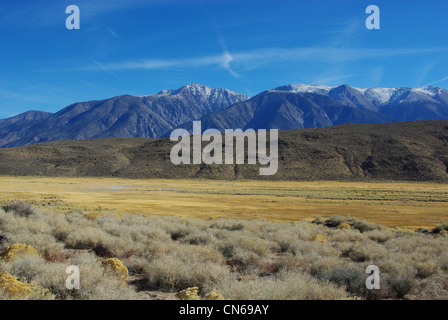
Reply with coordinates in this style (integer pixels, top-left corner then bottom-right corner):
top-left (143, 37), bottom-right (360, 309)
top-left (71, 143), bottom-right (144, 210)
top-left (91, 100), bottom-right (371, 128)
top-left (0, 176), bottom-right (447, 229)
top-left (0, 202), bottom-right (448, 300)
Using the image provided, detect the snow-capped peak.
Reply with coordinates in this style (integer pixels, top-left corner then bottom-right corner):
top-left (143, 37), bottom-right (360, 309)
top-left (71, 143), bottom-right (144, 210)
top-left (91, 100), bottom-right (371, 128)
top-left (364, 87), bottom-right (401, 106)
top-left (276, 83), bottom-right (446, 103)
top-left (141, 83), bottom-right (247, 101)
top-left (275, 84), bottom-right (333, 95)
top-left (411, 86), bottom-right (440, 97)
top-left (157, 83), bottom-right (246, 99)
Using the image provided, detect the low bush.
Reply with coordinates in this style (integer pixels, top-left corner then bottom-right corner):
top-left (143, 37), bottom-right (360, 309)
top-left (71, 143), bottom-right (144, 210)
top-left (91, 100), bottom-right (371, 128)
top-left (2, 201), bottom-right (36, 218)
top-left (0, 203), bottom-right (446, 300)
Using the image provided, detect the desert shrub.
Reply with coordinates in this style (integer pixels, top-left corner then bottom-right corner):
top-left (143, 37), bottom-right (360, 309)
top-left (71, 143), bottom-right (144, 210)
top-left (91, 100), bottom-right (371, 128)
top-left (324, 216), bottom-right (347, 228)
top-left (228, 247), bottom-right (278, 275)
top-left (439, 253), bottom-right (448, 273)
top-left (311, 234), bottom-right (327, 243)
top-left (91, 245), bottom-right (115, 258)
top-left (216, 234), bottom-right (275, 259)
top-left (0, 272), bottom-right (32, 299)
top-left (217, 241), bottom-right (235, 258)
top-left (343, 241), bottom-right (388, 263)
top-left (351, 220), bottom-right (382, 233)
top-left (310, 257), bottom-right (346, 277)
top-left (237, 236), bottom-right (276, 256)
top-left (1, 251), bottom-right (140, 300)
top-left (322, 266), bottom-right (366, 296)
top-left (273, 239), bottom-right (293, 254)
top-left (386, 273), bottom-right (416, 299)
top-left (404, 273), bottom-right (448, 300)
top-left (265, 226), bottom-right (314, 252)
top-left (84, 212), bottom-right (102, 220)
top-left (2, 201), bottom-right (36, 217)
top-left (64, 226), bottom-right (111, 249)
top-left (416, 228), bottom-right (430, 234)
top-left (0, 232), bottom-right (8, 251)
top-left (66, 252), bottom-right (139, 299)
top-left (433, 222), bottom-right (448, 234)
top-left (145, 256), bottom-right (230, 291)
top-left (338, 223), bottom-right (351, 230)
top-left (177, 287), bottom-right (200, 300)
top-left (1, 244), bottom-right (40, 262)
top-left (0, 272), bottom-right (54, 300)
top-left (414, 260), bottom-right (439, 279)
top-left (289, 238), bottom-right (339, 258)
top-left (2, 228), bottom-right (65, 263)
top-left (311, 217), bottom-right (325, 225)
top-left (1, 201), bottom-right (448, 300)
top-left (229, 223), bottom-right (244, 231)
top-left (438, 230), bottom-right (448, 237)
top-left (142, 242), bottom-right (227, 291)
top-left (209, 220), bottom-right (251, 232)
top-left (126, 255), bottom-right (150, 274)
top-left (98, 216), bottom-right (172, 243)
top-left (326, 228), bottom-right (364, 244)
top-left (205, 289), bottom-right (228, 300)
top-left (393, 228), bottom-right (416, 237)
top-left (213, 271), bottom-right (348, 300)
top-left (365, 230), bottom-right (394, 244)
top-left (181, 232), bottom-right (215, 246)
top-left (99, 258), bottom-right (129, 282)
top-left (168, 226), bottom-right (190, 241)
top-left (386, 236), bottom-right (446, 257)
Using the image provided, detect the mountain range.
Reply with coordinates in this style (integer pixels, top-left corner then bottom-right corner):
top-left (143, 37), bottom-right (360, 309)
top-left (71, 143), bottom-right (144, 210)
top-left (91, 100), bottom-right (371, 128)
top-left (174, 84), bottom-right (448, 133)
top-left (1, 83), bottom-right (448, 148)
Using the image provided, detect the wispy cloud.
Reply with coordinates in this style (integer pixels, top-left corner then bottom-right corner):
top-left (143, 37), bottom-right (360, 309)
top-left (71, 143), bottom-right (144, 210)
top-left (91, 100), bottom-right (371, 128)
top-left (218, 38), bottom-right (239, 78)
top-left (92, 59), bottom-right (120, 79)
top-left (312, 73), bottom-right (356, 86)
top-left (107, 26), bottom-right (121, 40)
top-left (370, 66), bottom-right (384, 86)
top-left (428, 75), bottom-right (448, 86)
top-left (75, 46), bottom-right (447, 74)
top-left (198, 4), bottom-right (239, 78)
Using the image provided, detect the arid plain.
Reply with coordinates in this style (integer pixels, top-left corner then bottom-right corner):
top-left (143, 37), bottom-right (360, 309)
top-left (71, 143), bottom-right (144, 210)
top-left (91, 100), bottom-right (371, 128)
top-left (0, 176), bottom-right (447, 229)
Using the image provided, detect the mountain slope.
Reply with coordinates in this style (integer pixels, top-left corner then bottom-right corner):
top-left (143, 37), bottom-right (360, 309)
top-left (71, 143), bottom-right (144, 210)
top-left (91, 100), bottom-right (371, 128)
top-left (277, 84), bottom-right (448, 118)
top-left (0, 83), bottom-right (249, 148)
top-left (0, 120), bottom-right (447, 182)
top-left (1, 83), bottom-right (448, 148)
top-left (173, 84), bottom-right (448, 134)
top-left (0, 110), bottom-right (52, 129)
top-left (0, 111), bottom-right (53, 146)
top-left (171, 89), bottom-right (391, 134)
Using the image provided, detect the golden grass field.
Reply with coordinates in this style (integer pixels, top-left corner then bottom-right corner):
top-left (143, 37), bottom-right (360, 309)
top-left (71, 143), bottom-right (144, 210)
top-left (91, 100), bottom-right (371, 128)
top-left (0, 176), bottom-right (447, 229)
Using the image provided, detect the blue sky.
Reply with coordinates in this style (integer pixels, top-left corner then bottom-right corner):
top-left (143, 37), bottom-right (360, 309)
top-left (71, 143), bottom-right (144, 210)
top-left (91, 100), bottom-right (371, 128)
top-left (0, 0), bottom-right (447, 118)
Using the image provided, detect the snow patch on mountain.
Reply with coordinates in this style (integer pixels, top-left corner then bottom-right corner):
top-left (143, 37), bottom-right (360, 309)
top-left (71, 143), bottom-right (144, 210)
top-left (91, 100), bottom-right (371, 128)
top-left (364, 87), bottom-right (399, 106)
top-left (275, 84), bottom-right (333, 95)
top-left (412, 87), bottom-right (439, 97)
top-left (275, 83), bottom-right (448, 109)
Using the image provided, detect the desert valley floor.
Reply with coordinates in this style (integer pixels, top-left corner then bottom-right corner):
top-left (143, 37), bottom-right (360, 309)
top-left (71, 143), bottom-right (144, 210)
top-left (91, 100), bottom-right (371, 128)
top-left (1, 176), bottom-right (447, 229)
